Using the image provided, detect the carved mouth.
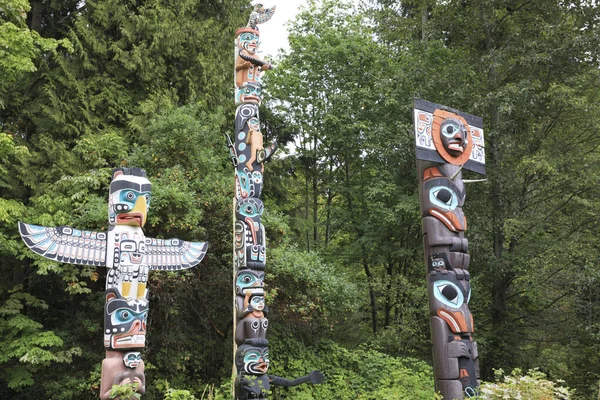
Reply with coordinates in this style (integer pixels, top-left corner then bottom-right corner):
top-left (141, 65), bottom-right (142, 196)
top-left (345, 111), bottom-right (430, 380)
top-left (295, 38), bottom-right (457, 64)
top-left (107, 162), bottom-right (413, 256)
top-left (241, 95), bottom-right (260, 103)
top-left (256, 362), bottom-right (268, 373)
top-left (116, 212), bottom-right (144, 227)
top-left (447, 141), bottom-right (464, 152)
top-left (114, 334), bottom-right (146, 348)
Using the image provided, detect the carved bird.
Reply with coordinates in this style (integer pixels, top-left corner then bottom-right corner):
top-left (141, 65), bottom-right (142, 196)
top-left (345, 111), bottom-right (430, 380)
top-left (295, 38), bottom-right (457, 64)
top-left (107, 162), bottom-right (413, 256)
top-left (247, 4), bottom-right (276, 29)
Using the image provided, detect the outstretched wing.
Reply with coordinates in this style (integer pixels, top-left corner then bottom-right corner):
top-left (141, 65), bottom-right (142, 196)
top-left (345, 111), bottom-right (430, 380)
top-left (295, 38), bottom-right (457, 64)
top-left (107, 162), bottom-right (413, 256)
top-left (19, 222), bottom-right (107, 266)
top-left (146, 237), bottom-right (208, 271)
top-left (256, 6), bottom-right (276, 25)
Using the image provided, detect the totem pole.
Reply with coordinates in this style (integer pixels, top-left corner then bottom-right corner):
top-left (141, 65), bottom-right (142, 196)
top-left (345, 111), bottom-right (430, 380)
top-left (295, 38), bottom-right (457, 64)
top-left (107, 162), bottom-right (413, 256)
top-left (413, 99), bottom-right (486, 399)
top-left (19, 167), bottom-right (208, 399)
top-left (225, 5), bottom-right (323, 399)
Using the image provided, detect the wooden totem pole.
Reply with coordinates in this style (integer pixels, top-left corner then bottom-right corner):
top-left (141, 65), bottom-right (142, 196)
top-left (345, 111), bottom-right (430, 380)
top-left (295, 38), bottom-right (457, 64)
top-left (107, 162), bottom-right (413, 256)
top-left (19, 167), bottom-right (208, 399)
top-left (226, 5), bottom-right (323, 400)
top-left (413, 99), bottom-right (486, 399)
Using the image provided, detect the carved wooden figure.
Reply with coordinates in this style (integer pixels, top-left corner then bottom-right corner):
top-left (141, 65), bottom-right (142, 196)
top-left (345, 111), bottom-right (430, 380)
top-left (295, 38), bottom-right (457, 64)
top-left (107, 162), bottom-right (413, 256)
top-left (228, 5), bottom-right (323, 399)
top-left (19, 167), bottom-right (208, 398)
top-left (413, 99), bottom-right (486, 399)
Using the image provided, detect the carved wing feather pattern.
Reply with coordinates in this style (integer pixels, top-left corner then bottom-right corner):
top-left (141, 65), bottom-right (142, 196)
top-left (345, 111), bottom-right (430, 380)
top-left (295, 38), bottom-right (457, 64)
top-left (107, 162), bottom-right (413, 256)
top-left (146, 238), bottom-right (208, 271)
top-left (18, 222), bottom-right (107, 266)
top-left (256, 7), bottom-right (276, 24)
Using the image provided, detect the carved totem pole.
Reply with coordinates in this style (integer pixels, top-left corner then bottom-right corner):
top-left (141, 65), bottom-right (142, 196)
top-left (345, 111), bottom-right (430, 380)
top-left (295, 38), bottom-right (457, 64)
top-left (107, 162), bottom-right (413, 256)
top-left (19, 167), bottom-right (208, 399)
top-left (226, 5), bottom-right (323, 399)
top-left (413, 99), bottom-right (486, 399)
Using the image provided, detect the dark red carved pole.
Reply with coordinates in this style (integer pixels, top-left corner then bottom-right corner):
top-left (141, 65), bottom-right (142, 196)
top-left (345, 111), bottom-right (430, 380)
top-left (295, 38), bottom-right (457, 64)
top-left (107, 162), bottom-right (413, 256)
top-left (414, 99), bottom-right (486, 399)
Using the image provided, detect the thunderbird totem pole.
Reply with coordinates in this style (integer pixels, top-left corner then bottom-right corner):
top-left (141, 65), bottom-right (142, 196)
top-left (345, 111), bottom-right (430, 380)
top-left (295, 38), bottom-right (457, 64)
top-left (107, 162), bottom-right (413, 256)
top-left (19, 167), bottom-right (208, 399)
top-left (225, 5), bottom-right (323, 399)
top-left (413, 99), bottom-right (486, 399)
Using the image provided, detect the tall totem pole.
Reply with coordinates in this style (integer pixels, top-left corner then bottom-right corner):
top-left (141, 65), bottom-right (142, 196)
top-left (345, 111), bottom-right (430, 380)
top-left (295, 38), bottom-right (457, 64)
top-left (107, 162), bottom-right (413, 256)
top-left (226, 5), bottom-right (323, 400)
top-left (19, 167), bottom-right (209, 399)
top-left (413, 99), bottom-right (486, 399)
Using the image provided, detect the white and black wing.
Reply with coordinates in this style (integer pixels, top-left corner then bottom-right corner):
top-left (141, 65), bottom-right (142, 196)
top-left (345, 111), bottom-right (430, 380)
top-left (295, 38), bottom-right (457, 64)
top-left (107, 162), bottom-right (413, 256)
top-left (146, 237), bottom-right (208, 271)
top-left (19, 222), bottom-right (107, 266)
top-left (256, 6), bottom-right (276, 25)
top-left (248, 5), bottom-right (276, 28)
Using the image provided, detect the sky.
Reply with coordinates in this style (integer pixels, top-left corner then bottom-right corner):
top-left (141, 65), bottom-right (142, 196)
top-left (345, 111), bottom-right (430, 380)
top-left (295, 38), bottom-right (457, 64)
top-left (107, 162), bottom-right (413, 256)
top-left (251, 0), bottom-right (308, 58)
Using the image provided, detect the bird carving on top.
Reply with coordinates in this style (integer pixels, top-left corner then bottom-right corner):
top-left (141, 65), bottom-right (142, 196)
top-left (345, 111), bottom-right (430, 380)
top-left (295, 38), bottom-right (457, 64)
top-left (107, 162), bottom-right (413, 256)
top-left (247, 4), bottom-right (276, 29)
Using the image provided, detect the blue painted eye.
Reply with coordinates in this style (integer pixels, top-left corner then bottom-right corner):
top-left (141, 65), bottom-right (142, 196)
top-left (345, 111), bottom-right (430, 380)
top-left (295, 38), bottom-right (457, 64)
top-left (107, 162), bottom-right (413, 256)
top-left (442, 122), bottom-right (461, 137)
top-left (433, 280), bottom-right (464, 309)
top-left (244, 351), bottom-right (260, 363)
top-left (429, 186), bottom-right (458, 211)
top-left (237, 273), bottom-right (256, 287)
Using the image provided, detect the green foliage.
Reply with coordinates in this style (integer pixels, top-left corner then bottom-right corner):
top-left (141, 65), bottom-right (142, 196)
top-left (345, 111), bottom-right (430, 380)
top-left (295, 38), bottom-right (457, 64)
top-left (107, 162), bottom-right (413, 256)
top-left (0, 285), bottom-right (80, 390)
top-left (476, 369), bottom-right (573, 400)
top-left (109, 382), bottom-right (141, 399)
top-left (267, 338), bottom-right (440, 400)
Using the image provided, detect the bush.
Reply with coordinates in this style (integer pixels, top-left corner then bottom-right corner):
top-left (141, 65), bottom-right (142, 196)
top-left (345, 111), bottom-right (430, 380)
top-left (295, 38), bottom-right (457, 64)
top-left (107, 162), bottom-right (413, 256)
top-left (476, 368), bottom-right (572, 400)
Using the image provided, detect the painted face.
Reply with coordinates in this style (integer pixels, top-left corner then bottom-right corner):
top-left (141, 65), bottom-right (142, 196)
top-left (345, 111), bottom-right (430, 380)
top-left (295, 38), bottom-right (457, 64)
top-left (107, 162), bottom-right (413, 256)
top-left (237, 31), bottom-right (260, 53)
top-left (248, 117), bottom-right (260, 132)
top-left (109, 173), bottom-right (152, 227)
top-left (119, 238), bottom-right (146, 265)
top-left (242, 347), bottom-right (269, 374)
top-left (236, 270), bottom-right (265, 295)
top-left (235, 82), bottom-right (262, 105)
top-left (249, 294), bottom-right (265, 311)
top-left (440, 117), bottom-right (468, 157)
top-left (123, 352), bottom-right (142, 369)
top-left (104, 289), bottom-right (148, 349)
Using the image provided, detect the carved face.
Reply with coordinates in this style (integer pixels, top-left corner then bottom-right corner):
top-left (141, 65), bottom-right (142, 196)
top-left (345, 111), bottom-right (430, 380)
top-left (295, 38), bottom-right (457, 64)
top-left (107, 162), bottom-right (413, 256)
top-left (237, 31), bottom-right (260, 53)
top-left (104, 289), bottom-right (148, 349)
top-left (123, 352), bottom-right (142, 369)
top-left (236, 342), bottom-right (270, 375)
top-left (248, 117), bottom-right (260, 132)
top-left (440, 117), bottom-right (468, 157)
top-left (236, 270), bottom-right (265, 295)
top-left (235, 82), bottom-right (262, 105)
top-left (109, 171), bottom-right (152, 227)
top-left (432, 109), bottom-right (473, 165)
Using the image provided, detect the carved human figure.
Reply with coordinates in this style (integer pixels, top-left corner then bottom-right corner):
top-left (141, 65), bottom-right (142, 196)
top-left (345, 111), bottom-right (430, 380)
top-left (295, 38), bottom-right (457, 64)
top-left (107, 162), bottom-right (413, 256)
top-left (235, 27), bottom-right (272, 88)
top-left (100, 350), bottom-right (146, 399)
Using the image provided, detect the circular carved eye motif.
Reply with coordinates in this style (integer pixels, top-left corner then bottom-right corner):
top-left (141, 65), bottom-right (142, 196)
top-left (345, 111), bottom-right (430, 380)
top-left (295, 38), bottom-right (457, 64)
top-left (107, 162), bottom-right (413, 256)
top-left (435, 188), bottom-right (453, 204)
top-left (441, 122), bottom-right (461, 138)
top-left (429, 186), bottom-right (458, 211)
top-left (126, 191), bottom-right (135, 201)
top-left (433, 280), bottom-right (464, 309)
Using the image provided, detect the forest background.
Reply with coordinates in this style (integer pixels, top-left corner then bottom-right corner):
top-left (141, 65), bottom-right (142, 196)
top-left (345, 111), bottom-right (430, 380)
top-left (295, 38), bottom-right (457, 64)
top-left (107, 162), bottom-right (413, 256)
top-left (1, 0), bottom-right (599, 398)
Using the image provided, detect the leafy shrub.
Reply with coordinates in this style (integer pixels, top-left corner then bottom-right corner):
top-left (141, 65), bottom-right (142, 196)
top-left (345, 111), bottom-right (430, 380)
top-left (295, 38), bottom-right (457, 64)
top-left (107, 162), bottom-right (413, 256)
top-left (476, 368), bottom-right (572, 399)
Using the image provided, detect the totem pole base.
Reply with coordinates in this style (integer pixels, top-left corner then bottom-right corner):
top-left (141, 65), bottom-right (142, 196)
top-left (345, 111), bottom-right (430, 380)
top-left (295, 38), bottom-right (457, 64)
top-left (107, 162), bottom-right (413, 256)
top-left (100, 350), bottom-right (145, 400)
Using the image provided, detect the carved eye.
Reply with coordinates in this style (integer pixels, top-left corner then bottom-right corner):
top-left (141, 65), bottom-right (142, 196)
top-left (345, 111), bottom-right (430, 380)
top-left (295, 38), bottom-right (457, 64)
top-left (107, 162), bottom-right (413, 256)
top-left (429, 186), bottom-right (458, 211)
top-left (125, 191), bottom-right (135, 201)
top-left (244, 351), bottom-right (260, 363)
top-left (433, 280), bottom-right (464, 309)
top-left (442, 122), bottom-right (461, 138)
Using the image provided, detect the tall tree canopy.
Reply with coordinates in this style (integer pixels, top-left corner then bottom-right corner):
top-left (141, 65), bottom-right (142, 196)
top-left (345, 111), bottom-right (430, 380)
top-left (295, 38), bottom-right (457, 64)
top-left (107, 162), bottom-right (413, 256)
top-left (0, 0), bottom-right (598, 398)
